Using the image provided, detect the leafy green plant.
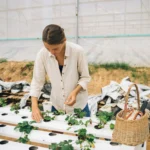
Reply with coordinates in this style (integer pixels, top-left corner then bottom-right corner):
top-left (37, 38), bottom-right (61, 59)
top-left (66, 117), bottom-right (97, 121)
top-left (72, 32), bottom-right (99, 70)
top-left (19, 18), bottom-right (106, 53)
top-left (94, 122), bottom-right (104, 129)
top-left (42, 111), bottom-right (55, 122)
top-left (131, 70), bottom-right (149, 84)
top-left (65, 115), bottom-right (91, 130)
top-left (131, 70), bottom-right (139, 82)
top-left (95, 111), bottom-right (114, 129)
top-left (53, 110), bottom-right (65, 116)
top-left (17, 134), bottom-right (29, 143)
top-left (74, 108), bottom-right (86, 118)
top-left (131, 70), bottom-right (138, 78)
top-left (25, 62), bottom-right (34, 70)
top-left (22, 72), bottom-right (27, 76)
top-left (110, 123), bottom-right (115, 130)
top-left (100, 62), bottom-right (134, 71)
top-left (14, 121), bottom-right (38, 143)
top-left (75, 128), bottom-right (95, 150)
top-left (84, 119), bottom-right (92, 127)
top-left (142, 72), bottom-right (148, 84)
top-left (65, 115), bottom-right (84, 126)
top-left (10, 103), bottom-right (20, 114)
top-left (15, 121), bottom-right (37, 134)
top-left (89, 62), bottom-right (135, 75)
top-left (49, 140), bottom-right (73, 150)
top-left (65, 108), bottom-right (87, 129)
top-left (0, 58), bottom-right (7, 63)
top-left (88, 64), bottom-right (100, 75)
top-left (0, 98), bottom-right (7, 107)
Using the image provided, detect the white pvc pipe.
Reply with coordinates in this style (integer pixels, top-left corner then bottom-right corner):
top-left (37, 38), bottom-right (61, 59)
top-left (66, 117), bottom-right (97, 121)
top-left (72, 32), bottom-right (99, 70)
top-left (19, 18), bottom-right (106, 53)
top-left (0, 125), bottom-right (142, 150)
top-left (0, 139), bottom-right (47, 150)
top-left (0, 106), bottom-right (146, 150)
top-left (0, 110), bottom-right (114, 139)
top-left (0, 105), bottom-right (31, 116)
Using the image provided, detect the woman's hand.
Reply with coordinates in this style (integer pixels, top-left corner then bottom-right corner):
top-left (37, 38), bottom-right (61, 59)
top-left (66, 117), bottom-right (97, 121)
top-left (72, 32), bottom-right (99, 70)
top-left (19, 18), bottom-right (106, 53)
top-left (32, 105), bottom-right (43, 123)
top-left (65, 85), bottom-right (83, 106)
top-left (65, 90), bottom-right (77, 106)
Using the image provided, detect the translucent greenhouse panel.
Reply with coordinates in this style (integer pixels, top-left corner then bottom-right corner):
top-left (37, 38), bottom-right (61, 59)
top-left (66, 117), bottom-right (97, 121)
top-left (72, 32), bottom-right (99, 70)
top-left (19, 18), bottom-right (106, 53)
top-left (0, 0), bottom-right (150, 66)
top-left (79, 37), bottom-right (150, 66)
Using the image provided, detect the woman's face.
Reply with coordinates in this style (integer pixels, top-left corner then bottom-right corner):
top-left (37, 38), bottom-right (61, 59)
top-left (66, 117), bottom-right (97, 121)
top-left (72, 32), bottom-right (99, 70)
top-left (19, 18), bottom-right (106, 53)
top-left (44, 41), bottom-right (66, 56)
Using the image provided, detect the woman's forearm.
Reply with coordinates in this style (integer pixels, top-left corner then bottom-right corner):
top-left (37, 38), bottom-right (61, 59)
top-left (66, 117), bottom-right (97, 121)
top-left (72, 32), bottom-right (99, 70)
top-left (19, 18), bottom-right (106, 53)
top-left (73, 84), bottom-right (83, 95)
top-left (31, 97), bottom-right (38, 107)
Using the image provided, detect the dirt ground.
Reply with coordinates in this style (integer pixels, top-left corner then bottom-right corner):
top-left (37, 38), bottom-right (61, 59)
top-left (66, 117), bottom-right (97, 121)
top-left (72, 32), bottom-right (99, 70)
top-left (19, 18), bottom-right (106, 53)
top-left (0, 61), bottom-right (150, 150)
top-left (0, 61), bottom-right (150, 95)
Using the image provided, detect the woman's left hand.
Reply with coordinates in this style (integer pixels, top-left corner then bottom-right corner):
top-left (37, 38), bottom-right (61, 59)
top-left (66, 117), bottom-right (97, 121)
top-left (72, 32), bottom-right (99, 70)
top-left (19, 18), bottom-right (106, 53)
top-left (65, 91), bottom-right (77, 106)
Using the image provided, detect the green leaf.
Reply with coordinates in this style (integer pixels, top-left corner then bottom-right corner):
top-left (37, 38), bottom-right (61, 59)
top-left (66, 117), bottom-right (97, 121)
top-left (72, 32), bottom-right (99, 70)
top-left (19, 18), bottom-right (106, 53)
top-left (15, 110), bottom-right (19, 114)
top-left (0, 98), bottom-right (7, 107)
top-left (96, 111), bottom-right (114, 125)
top-left (74, 108), bottom-right (86, 118)
top-left (110, 123), bottom-right (115, 130)
top-left (67, 127), bottom-right (71, 130)
top-left (53, 110), bottom-right (65, 116)
top-left (61, 145), bottom-right (73, 150)
top-left (75, 128), bottom-right (95, 150)
top-left (30, 121), bottom-right (36, 124)
top-left (18, 135), bottom-right (29, 143)
top-left (68, 140), bottom-right (72, 143)
top-left (10, 103), bottom-right (20, 114)
top-left (49, 140), bottom-right (73, 150)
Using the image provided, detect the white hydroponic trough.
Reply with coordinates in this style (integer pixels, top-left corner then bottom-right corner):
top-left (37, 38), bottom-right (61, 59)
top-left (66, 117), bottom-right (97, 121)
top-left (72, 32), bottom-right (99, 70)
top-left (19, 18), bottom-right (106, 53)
top-left (0, 138), bottom-right (47, 150)
top-left (0, 124), bottom-right (145, 150)
top-left (0, 106), bottom-right (114, 139)
top-left (0, 105), bottom-right (147, 150)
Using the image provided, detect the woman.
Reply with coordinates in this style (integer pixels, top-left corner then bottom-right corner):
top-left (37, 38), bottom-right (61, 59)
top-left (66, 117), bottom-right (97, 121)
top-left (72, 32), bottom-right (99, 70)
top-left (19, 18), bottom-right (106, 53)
top-left (30, 24), bottom-right (91, 122)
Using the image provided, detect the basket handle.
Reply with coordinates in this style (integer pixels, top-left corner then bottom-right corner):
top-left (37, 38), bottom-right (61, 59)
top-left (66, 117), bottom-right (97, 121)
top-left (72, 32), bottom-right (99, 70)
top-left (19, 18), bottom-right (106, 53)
top-left (124, 83), bottom-right (140, 111)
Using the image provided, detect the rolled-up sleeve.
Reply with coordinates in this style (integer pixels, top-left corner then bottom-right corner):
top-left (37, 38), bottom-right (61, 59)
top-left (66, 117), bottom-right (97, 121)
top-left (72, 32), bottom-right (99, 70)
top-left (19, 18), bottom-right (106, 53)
top-left (77, 50), bottom-right (91, 90)
top-left (30, 51), bottom-right (46, 98)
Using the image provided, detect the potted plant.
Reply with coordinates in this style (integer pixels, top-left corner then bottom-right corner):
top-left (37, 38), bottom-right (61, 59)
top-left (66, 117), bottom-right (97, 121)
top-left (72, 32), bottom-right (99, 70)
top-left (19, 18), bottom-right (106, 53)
top-left (95, 111), bottom-right (114, 129)
top-left (49, 140), bottom-right (74, 150)
top-left (14, 121), bottom-right (38, 143)
top-left (0, 98), bottom-right (7, 107)
top-left (75, 128), bottom-right (95, 150)
top-left (10, 103), bottom-right (20, 114)
top-left (42, 111), bottom-right (55, 122)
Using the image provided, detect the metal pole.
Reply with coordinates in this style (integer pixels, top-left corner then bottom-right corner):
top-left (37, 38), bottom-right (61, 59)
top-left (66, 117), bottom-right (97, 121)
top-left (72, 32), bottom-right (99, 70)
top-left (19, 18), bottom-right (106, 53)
top-left (6, 0), bottom-right (8, 39)
top-left (124, 0), bottom-right (127, 34)
top-left (76, 0), bottom-right (79, 44)
top-left (140, 0), bottom-right (142, 33)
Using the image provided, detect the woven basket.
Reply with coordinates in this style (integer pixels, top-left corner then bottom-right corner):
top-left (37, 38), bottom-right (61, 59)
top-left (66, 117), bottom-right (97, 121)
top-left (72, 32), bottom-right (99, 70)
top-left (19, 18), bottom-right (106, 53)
top-left (112, 84), bottom-right (149, 146)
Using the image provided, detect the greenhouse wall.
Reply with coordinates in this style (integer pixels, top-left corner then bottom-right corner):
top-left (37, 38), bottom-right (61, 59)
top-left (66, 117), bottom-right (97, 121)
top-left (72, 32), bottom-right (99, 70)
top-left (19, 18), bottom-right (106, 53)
top-left (0, 0), bottom-right (150, 66)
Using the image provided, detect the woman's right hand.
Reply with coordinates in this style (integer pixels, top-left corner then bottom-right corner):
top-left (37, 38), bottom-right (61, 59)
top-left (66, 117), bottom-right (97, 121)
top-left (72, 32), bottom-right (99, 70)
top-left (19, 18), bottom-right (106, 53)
top-left (32, 105), bottom-right (43, 123)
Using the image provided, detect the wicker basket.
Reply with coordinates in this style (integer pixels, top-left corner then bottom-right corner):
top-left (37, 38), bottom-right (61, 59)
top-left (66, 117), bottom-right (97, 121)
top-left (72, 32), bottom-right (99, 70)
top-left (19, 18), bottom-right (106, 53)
top-left (112, 84), bottom-right (149, 146)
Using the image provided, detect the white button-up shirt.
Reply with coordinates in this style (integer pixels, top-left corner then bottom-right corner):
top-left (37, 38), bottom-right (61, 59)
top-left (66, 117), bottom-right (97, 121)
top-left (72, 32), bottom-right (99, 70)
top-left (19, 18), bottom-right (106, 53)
top-left (30, 41), bottom-right (91, 113)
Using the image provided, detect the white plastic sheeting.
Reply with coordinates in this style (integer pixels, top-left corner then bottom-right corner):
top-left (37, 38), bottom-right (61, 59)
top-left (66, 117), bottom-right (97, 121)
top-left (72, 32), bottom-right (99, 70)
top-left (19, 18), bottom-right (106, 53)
top-left (0, 0), bottom-right (150, 66)
top-left (88, 77), bottom-right (150, 113)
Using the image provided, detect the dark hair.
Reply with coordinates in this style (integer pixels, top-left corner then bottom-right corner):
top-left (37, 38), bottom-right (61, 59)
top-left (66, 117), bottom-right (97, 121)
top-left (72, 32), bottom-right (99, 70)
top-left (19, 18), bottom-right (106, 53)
top-left (42, 24), bottom-right (66, 44)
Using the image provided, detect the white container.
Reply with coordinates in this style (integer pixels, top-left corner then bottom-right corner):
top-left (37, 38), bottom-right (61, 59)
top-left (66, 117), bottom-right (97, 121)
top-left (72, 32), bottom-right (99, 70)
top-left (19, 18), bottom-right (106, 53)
top-left (42, 101), bottom-right (52, 112)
